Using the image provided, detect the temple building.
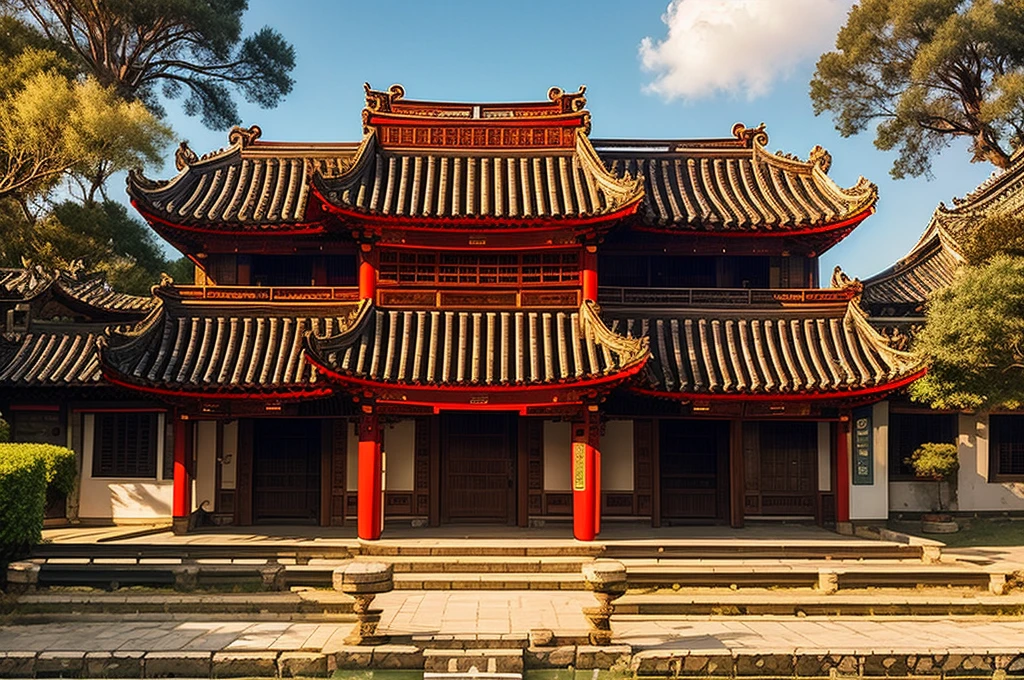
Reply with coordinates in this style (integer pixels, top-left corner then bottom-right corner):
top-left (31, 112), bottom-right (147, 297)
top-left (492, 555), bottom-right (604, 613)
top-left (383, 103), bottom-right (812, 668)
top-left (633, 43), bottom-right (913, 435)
top-left (0, 85), bottom-right (924, 538)
top-left (862, 150), bottom-right (1024, 516)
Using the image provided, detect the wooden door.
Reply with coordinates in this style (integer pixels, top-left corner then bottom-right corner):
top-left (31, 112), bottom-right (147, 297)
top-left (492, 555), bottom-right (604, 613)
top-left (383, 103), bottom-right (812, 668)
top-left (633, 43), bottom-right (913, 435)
top-left (252, 419), bottom-right (321, 523)
top-left (744, 421), bottom-right (817, 516)
top-left (442, 413), bottom-right (515, 523)
top-left (659, 419), bottom-right (728, 521)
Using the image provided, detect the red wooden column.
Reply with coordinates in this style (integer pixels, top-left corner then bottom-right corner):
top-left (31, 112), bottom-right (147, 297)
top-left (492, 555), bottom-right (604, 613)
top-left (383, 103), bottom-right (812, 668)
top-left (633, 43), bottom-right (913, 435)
top-left (581, 244), bottom-right (598, 303)
top-left (572, 410), bottom-right (601, 541)
top-left (171, 416), bottom-right (192, 535)
top-left (359, 244), bottom-right (376, 301)
top-left (357, 413), bottom-right (383, 540)
top-left (835, 417), bottom-right (851, 525)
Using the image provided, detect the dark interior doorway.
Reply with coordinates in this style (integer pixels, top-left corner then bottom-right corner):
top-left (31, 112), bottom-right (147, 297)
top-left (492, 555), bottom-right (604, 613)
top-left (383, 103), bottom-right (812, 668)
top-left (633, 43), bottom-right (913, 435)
top-left (252, 419), bottom-right (321, 523)
top-left (660, 419), bottom-right (729, 522)
top-left (441, 412), bottom-right (516, 524)
top-left (744, 421), bottom-right (817, 517)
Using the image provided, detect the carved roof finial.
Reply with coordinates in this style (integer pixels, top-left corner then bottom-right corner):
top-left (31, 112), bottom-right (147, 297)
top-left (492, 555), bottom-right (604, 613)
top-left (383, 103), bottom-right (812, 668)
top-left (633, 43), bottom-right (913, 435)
top-left (175, 141), bottom-right (199, 170)
top-left (227, 125), bottom-right (262, 149)
top-left (830, 265), bottom-right (863, 294)
top-left (808, 145), bottom-right (832, 173)
top-left (732, 122), bottom-right (769, 146)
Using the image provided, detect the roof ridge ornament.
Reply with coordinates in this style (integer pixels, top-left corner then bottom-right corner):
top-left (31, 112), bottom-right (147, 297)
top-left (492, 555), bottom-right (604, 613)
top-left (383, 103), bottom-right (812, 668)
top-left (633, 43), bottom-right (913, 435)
top-left (175, 141), bottom-right (199, 170)
top-left (830, 265), bottom-right (863, 295)
top-left (808, 145), bottom-right (832, 173)
top-left (732, 122), bottom-right (769, 147)
top-left (228, 125), bottom-right (262, 149)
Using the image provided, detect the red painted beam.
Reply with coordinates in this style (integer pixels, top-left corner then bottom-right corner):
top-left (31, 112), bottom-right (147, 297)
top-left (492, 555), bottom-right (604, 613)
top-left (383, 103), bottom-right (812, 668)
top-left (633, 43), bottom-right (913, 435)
top-left (836, 418), bottom-right (851, 524)
top-left (572, 412), bottom-right (601, 541)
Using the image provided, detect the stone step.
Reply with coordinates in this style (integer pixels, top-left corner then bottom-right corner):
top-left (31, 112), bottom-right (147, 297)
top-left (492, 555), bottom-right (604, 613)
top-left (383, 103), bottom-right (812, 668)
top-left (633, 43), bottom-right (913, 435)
top-left (602, 542), bottom-right (929, 561)
top-left (393, 572), bottom-right (587, 590)
top-left (422, 648), bottom-right (524, 674)
top-left (5, 591), bottom-right (355, 619)
top-left (614, 591), bottom-right (1024, 617)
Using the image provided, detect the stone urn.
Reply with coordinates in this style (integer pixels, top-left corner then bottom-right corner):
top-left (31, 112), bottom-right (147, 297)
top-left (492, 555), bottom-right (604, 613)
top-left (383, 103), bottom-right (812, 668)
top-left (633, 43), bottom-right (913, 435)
top-left (333, 562), bottom-right (394, 645)
top-left (581, 560), bottom-right (628, 645)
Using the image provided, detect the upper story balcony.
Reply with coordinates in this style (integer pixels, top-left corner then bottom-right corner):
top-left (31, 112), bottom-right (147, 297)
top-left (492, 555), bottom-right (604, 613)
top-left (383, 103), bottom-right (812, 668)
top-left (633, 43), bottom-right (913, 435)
top-left (597, 285), bottom-right (858, 309)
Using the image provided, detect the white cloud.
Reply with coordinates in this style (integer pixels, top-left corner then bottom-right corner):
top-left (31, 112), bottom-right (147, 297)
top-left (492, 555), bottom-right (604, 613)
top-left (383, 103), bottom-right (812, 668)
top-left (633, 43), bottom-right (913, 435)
top-left (639, 0), bottom-right (854, 101)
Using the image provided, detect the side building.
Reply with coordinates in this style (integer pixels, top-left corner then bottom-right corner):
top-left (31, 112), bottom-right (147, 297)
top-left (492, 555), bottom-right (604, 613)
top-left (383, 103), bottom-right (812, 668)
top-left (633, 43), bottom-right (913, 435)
top-left (862, 150), bottom-right (1024, 515)
top-left (0, 85), bottom-right (921, 537)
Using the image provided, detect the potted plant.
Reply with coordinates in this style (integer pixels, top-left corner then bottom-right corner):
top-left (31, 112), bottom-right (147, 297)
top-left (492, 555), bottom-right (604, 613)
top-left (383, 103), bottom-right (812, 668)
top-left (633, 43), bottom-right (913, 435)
top-left (907, 442), bottom-right (960, 533)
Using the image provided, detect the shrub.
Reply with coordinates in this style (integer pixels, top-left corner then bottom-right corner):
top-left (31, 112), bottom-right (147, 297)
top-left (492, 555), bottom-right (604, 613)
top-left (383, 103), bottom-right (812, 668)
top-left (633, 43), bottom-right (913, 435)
top-left (909, 443), bottom-right (960, 481)
top-left (908, 442), bottom-right (960, 513)
top-left (0, 448), bottom-right (47, 561)
top-left (0, 444), bottom-right (76, 561)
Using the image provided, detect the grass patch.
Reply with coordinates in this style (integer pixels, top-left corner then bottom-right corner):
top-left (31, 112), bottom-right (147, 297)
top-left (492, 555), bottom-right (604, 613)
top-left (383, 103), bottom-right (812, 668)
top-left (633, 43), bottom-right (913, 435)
top-left (889, 516), bottom-right (1024, 547)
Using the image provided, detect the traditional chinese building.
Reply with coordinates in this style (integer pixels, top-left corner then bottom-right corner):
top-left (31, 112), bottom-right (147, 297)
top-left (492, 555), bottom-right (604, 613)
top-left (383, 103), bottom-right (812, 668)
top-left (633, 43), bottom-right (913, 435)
top-left (862, 150), bottom-right (1024, 516)
top-left (0, 85), bottom-right (923, 538)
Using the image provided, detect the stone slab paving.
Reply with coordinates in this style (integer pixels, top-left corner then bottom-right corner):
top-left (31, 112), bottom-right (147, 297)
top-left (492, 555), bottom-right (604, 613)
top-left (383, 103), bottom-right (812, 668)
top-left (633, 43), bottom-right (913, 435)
top-left (5, 592), bottom-right (1024, 656)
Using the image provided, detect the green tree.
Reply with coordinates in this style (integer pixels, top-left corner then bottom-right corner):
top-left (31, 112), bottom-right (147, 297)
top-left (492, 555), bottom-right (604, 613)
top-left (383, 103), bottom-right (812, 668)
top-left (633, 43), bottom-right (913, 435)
top-left (0, 44), bottom-right (171, 208)
top-left (910, 254), bottom-right (1024, 409)
top-left (811, 0), bottom-right (1024, 178)
top-left (4, 0), bottom-right (296, 129)
top-left (961, 213), bottom-right (1024, 264)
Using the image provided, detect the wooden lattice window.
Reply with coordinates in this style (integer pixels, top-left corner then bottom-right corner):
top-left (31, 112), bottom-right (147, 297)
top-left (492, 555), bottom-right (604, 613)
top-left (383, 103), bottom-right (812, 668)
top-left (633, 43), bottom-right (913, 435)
top-left (92, 413), bottom-right (158, 478)
top-left (378, 251), bottom-right (579, 286)
top-left (990, 415), bottom-right (1024, 480)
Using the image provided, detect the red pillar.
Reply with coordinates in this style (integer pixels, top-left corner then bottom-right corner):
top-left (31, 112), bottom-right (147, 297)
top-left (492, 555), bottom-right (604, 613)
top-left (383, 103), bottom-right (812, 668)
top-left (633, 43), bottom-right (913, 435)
top-left (359, 246), bottom-right (376, 301)
top-left (572, 411), bottom-right (601, 541)
top-left (358, 413), bottom-right (383, 540)
top-left (581, 246), bottom-right (598, 303)
top-left (172, 416), bottom-right (191, 535)
top-left (835, 418), bottom-right (851, 524)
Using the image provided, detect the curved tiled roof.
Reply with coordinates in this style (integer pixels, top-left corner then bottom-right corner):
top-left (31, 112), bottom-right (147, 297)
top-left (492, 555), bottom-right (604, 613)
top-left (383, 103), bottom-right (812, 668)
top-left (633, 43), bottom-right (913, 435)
top-left (929, 151), bottom-right (1024, 243)
top-left (596, 131), bottom-right (877, 232)
top-left (314, 132), bottom-right (644, 223)
top-left (602, 298), bottom-right (920, 397)
top-left (99, 292), bottom-right (361, 395)
top-left (127, 128), bottom-right (359, 229)
top-left (306, 300), bottom-right (649, 387)
top-left (55, 275), bottom-right (159, 317)
top-left (0, 328), bottom-right (103, 386)
top-left (861, 227), bottom-right (963, 310)
top-left (0, 267), bottom-right (51, 301)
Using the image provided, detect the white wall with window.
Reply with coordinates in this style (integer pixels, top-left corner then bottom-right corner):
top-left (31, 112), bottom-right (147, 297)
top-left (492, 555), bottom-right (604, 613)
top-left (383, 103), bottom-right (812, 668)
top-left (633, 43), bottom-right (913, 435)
top-left (78, 411), bottom-right (172, 521)
top-left (957, 413), bottom-right (1024, 511)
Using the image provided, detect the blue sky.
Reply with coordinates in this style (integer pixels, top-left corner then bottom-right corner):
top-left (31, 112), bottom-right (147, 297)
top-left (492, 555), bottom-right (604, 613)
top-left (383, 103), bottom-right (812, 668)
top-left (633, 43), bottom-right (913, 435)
top-left (147, 0), bottom-right (996, 280)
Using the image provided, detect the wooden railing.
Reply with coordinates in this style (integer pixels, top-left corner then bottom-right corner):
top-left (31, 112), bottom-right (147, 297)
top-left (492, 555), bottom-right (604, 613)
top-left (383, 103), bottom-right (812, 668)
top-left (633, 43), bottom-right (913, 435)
top-left (175, 285), bottom-right (360, 303)
top-left (597, 286), bottom-right (856, 308)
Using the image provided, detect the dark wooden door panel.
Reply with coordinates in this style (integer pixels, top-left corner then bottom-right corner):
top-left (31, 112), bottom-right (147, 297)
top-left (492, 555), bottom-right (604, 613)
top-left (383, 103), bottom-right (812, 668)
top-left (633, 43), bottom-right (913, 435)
top-left (659, 420), bottom-right (728, 521)
top-left (748, 421), bottom-right (817, 516)
top-left (252, 419), bottom-right (321, 523)
top-left (442, 413), bottom-right (515, 523)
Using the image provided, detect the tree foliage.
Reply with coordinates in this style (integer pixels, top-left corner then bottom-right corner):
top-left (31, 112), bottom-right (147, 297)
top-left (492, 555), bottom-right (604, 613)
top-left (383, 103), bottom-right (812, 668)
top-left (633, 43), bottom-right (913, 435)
top-left (910, 254), bottom-right (1024, 409)
top-left (4, 0), bottom-right (296, 129)
top-left (0, 199), bottom-right (187, 294)
top-left (811, 0), bottom-right (1024, 178)
top-left (0, 26), bottom-right (171, 205)
top-left (960, 212), bottom-right (1024, 264)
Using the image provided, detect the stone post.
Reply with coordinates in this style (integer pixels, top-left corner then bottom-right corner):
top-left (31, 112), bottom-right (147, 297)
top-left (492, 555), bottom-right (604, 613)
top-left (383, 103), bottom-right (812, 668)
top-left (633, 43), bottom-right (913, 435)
top-left (582, 560), bottom-right (627, 645)
top-left (333, 562), bottom-right (393, 645)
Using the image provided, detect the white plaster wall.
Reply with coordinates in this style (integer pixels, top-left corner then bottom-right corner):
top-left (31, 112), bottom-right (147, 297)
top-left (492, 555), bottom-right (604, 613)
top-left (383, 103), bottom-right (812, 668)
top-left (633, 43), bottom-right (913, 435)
top-left (193, 421), bottom-right (218, 512)
top-left (817, 422), bottom-right (831, 492)
top-left (221, 421), bottom-right (237, 490)
top-left (383, 420), bottom-right (416, 491)
top-left (849, 401), bottom-right (889, 520)
top-left (957, 413), bottom-right (1024, 511)
top-left (544, 421), bottom-right (571, 491)
top-left (347, 420), bottom-right (359, 492)
top-left (889, 481), bottom-right (940, 513)
top-left (79, 413), bottom-right (173, 521)
top-left (600, 420), bottom-right (633, 491)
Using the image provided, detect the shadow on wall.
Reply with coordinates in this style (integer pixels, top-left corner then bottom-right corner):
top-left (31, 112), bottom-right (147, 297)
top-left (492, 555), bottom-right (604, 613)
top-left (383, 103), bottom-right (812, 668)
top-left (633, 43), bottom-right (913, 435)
top-left (105, 482), bottom-right (172, 520)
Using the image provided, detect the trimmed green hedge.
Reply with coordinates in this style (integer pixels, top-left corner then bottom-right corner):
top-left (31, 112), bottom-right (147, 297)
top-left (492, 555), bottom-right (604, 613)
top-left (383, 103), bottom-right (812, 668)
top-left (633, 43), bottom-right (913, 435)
top-left (0, 444), bottom-right (76, 561)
